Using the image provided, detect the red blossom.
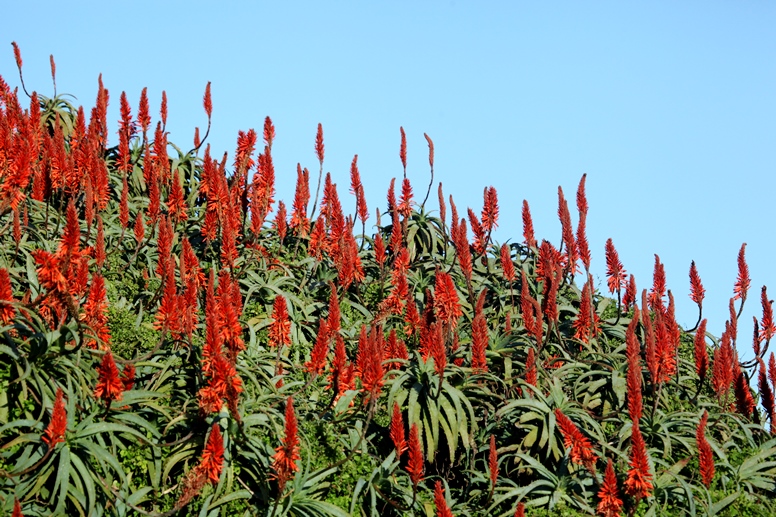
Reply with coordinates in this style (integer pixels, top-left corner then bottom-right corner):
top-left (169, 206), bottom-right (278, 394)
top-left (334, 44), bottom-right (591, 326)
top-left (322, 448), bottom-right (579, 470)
top-left (290, 165), bottom-right (310, 236)
top-left (734, 243), bottom-right (750, 302)
top-left (500, 243), bottom-right (515, 282)
top-left (398, 177), bottom-right (413, 218)
top-left (489, 434), bottom-right (498, 489)
top-left (696, 410), bottom-right (714, 487)
top-left (203, 82), bottom-right (212, 119)
top-left (435, 271), bottom-right (462, 330)
top-left (514, 502), bottom-right (525, 517)
top-left (0, 268), bottom-right (16, 324)
top-left (269, 295), bottom-right (291, 349)
top-left (315, 123), bottom-right (324, 165)
top-left (694, 319), bottom-right (709, 384)
top-left (434, 481), bottom-right (454, 517)
top-left (558, 187), bottom-right (577, 275)
top-left (689, 260), bottom-right (705, 308)
top-left (406, 423), bottom-right (424, 487)
top-left (649, 255), bottom-right (666, 312)
top-left (272, 397), bottom-right (301, 493)
top-left (94, 217), bottom-right (106, 267)
top-left (597, 458), bottom-right (623, 517)
top-left (425, 133), bottom-right (434, 169)
top-left (757, 359), bottom-right (775, 434)
top-left (471, 290), bottom-right (489, 374)
top-left (94, 352), bottom-right (124, 405)
top-left (201, 424), bottom-right (224, 484)
top-left (305, 319), bottom-right (330, 375)
top-left (622, 275), bottom-right (637, 312)
top-left (42, 388), bottom-right (67, 448)
top-left (555, 409), bottom-right (598, 474)
top-left (760, 286), bottom-right (775, 343)
top-left (525, 347), bottom-right (537, 387)
top-left (349, 155), bottom-right (368, 224)
top-left (576, 211), bottom-right (591, 272)
top-left (12, 498), bottom-right (23, 517)
top-left (356, 325), bottom-right (385, 402)
top-left (626, 309), bottom-right (643, 422)
top-left (522, 200), bottom-right (537, 248)
top-left (83, 273), bottom-right (110, 348)
top-left (604, 239), bottom-right (626, 295)
top-left (390, 402), bottom-right (407, 457)
top-left (481, 186), bottom-right (499, 235)
top-left (399, 127), bottom-right (407, 174)
top-left (624, 423), bottom-right (653, 501)
top-left (438, 183), bottom-right (446, 227)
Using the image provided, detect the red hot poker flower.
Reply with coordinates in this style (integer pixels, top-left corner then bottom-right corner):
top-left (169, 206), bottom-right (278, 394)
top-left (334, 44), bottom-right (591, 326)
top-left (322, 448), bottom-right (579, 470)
top-left (522, 200), bottom-right (537, 248)
top-left (500, 243), bottom-right (515, 282)
top-left (406, 423), bottom-right (424, 487)
top-left (399, 127), bottom-right (407, 174)
top-left (597, 458), bottom-right (623, 517)
top-left (94, 351), bottom-right (124, 406)
top-left (435, 271), bottom-right (462, 330)
top-left (269, 295), bottom-right (291, 349)
top-left (696, 410), bottom-right (714, 487)
top-left (203, 82), bottom-right (212, 119)
top-left (315, 123), bottom-right (324, 165)
top-left (0, 268), bottom-right (16, 324)
top-left (272, 397), bottom-right (301, 493)
top-left (489, 434), bottom-right (499, 490)
top-left (200, 424), bottom-right (224, 484)
top-left (689, 261), bottom-right (705, 308)
top-left (514, 502), bottom-right (525, 517)
top-left (13, 498), bottom-right (23, 517)
top-left (390, 402), bottom-right (407, 457)
top-left (694, 319), bottom-right (709, 384)
top-left (604, 239), bottom-right (626, 295)
top-left (555, 409), bottom-right (597, 474)
top-left (734, 243), bottom-right (750, 302)
top-left (760, 286), bottom-right (775, 343)
top-left (434, 481), bottom-right (454, 517)
top-left (42, 388), bottom-right (67, 448)
top-left (624, 423), bottom-right (653, 501)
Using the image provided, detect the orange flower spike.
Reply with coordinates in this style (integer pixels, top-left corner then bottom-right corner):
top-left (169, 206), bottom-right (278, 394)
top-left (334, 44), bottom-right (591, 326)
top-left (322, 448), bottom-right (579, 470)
top-left (12, 498), bottom-right (23, 517)
top-left (315, 122), bottom-right (325, 167)
top-left (694, 319), bottom-right (709, 384)
top-left (305, 319), bottom-right (330, 375)
top-left (576, 211), bottom-right (591, 272)
top-left (488, 434), bottom-right (499, 490)
top-left (757, 359), bottom-right (775, 433)
top-left (759, 286), bottom-right (775, 343)
top-left (471, 290), bottom-right (489, 374)
top-left (437, 182), bottom-right (446, 228)
top-left (200, 424), bottom-right (224, 484)
top-left (696, 410), bottom-right (715, 487)
top-left (83, 273), bottom-right (110, 348)
top-left (557, 187), bottom-right (577, 275)
top-left (622, 274), bottom-right (637, 311)
top-left (624, 423), bottom-right (653, 501)
top-left (275, 200), bottom-right (288, 244)
top-left (203, 81), bottom-right (212, 119)
top-left (554, 408), bottom-right (598, 474)
top-left (689, 260), bottom-right (705, 309)
top-left (390, 402), bottom-right (407, 457)
top-left (137, 87), bottom-right (150, 136)
top-left (522, 200), bottom-right (537, 248)
top-left (734, 243), bottom-right (750, 302)
top-left (160, 90), bottom-right (168, 127)
top-left (42, 388), bottom-right (67, 448)
top-left (597, 458), bottom-right (623, 517)
top-left (95, 217), bottom-right (106, 267)
top-left (434, 481), bottom-right (454, 517)
top-left (626, 309), bottom-right (643, 422)
top-left (514, 502), bottom-right (526, 517)
top-left (425, 133), bottom-right (434, 169)
top-left (576, 173), bottom-right (588, 216)
top-left (605, 239), bottom-right (626, 295)
top-left (0, 268), bottom-right (16, 324)
top-left (525, 347), bottom-right (537, 387)
top-left (273, 397), bottom-right (301, 493)
top-left (500, 244), bottom-right (515, 282)
top-left (649, 255), bottom-right (666, 312)
top-left (94, 351), bottom-right (124, 405)
top-left (398, 177), bottom-right (413, 218)
top-left (434, 271), bottom-right (462, 329)
top-left (133, 211), bottom-right (145, 244)
top-left (406, 423), bottom-right (424, 487)
top-left (349, 155), bottom-right (369, 224)
top-left (399, 126), bottom-right (407, 175)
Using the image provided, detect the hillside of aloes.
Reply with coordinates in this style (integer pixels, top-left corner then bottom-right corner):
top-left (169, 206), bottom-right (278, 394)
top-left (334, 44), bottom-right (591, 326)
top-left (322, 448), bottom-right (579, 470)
top-left (1, 44), bottom-right (775, 517)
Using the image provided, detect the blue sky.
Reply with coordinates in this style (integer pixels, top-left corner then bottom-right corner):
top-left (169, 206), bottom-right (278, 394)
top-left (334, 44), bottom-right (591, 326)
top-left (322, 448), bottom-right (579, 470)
top-left (4, 2), bottom-right (775, 358)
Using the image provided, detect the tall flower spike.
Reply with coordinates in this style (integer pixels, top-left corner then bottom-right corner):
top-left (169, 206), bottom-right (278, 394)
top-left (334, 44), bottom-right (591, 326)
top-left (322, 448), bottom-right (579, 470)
top-left (689, 261), bottom-right (705, 308)
top-left (624, 423), bottom-right (653, 501)
top-left (694, 319), bottom-right (709, 384)
top-left (390, 402), bottom-right (407, 457)
top-left (42, 388), bottom-right (67, 448)
top-left (0, 268), bottom-right (16, 324)
top-left (760, 286), bottom-right (775, 343)
top-left (489, 434), bottom-right (499, 490)
top-left (525, 347), bottom-right (537, 387)
top-left (200, 424), bottom-right (224, 484)
top-left (434, 271), bottom-right (462, 330)
top-left (626, 309), bottom-right (643, 422)
top-left (500, 243), bottom-right (515, 282)
top-left (399, 126), bottom-right (407, 176)
top-left (268, 295), bottom-right (291, 349)
top-left (757, 359), bottom-right (774, 433)
top-left (315, 123), bottom-right (324, 165)
top-left (696, 410), bottom-right (715, 487)
top-left (272, 397), bottom-right (301, 493)
top-left (434, 481), bottom-right (454, 517)
top-left (305, 319), bottom-right (330, 375)
top-left (406, 423), bottom-right (424, 487)
top-left (94, 351), bottom-right (124, 405)
top-left (522, 200), bottom-right (537, 248)
top-left (514, 503), bottom-right (525, 517)
top-left (425, 133), bottom-right (434, 168)
top-left (203, 82), bottom-right (212, 119)
top-left (13, 498), bottom-right (23, 517)
top-left (597, 458), bottom-right (623, 517)
top-left (734, 243), bottom-right (750, 302)
top-left (554, 409), bottom-right (598, 474)
top-left (604, 239), bottom-right (626, 295)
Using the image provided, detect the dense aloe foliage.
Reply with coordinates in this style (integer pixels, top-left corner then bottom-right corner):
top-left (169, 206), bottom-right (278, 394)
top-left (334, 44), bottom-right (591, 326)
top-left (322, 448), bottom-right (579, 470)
top-left (1, 45), bottom-right (775, 517)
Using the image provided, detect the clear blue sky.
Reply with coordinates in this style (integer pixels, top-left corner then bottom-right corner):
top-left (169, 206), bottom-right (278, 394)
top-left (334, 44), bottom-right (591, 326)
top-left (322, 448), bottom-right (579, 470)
top-left (4, 2), bottom-right (775, 358)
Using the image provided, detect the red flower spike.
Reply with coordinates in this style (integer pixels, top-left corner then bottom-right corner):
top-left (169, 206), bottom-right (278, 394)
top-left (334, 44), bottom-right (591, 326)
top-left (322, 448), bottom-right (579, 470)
top-left (605, 239), bottom-right (627, 295)
top-left (315, 123), bottom-right (324, 165)
top-left (557, 187), bottom-right (577, 275)
top-left (468, 208), bottom-right (485, 255)
top-left (525, 347), bottom-right (537, 387)
top-left (203, 82), bottom-right (212, 119)
top-left (514, 502), bottom-right (525, 517)
top-left (201, 424), bottom-right (224, 484)
top-left (626, 309), bottom-right (643, 422)
top-left (694, 319), bottom-right (709, 384)
top-left (622, 275), bottom-right (637, 312)
top-left (390, 402), bottom-right (407, 457)
top-left (0, 268), bottom-right (16, 324)
top-left (454, 219), bottom-right (473, 282)
top-left (697, 410), bottom-right (715, 487)
top-left (398, 177), bottom-right (413, 218)
top-left (624, 423), bottom-right (653, 500)
top-left (434, 481), bottom-right (454, 517)
top-left (268, 295), bottom-right (291, 349)
top-left (437, 183), bottom-right (446, 227)
top-left (95, 217), bottom-right (106, 267)
top-left (122, 364), bottom-right (136, 391)
top-left (272, 397), bottom-right (301, 493)
top-left (576, 212), bottom-right (591, 272)
top-left (94, 351), bottom-right (124, 405)
top-left (435, 271), bottom-right (462, 330)
top-left (769, 352), bottom-right (776, 400)
top-left (429, 323), bottom-right (447, 380)
top-left (12, 41), bottom-right (22, 71)
top-left (12, 498), bottom-right (23, 517)
top-left (760, 286), bottom-right (775, 344)
top-left (134, 211), bottom-right (145, 244)
top-left (399, 127), bottom-right (407, 174)
top-left (576, 173), bottom-right (588, 215)
top-left (83, 273), bottom-right (110, 348)
top-left (160, 91), bottom-right (168, 126)
top-left (489, 434), bottom-right (498, 489)
top-left (424, 133), bottom-right (434, 169)
top-left (711, 329), bottom-right (734, 402)
top-left (263, 116), bottom-right (275, 149)
top-left (406, 423), bottom-right (424, 486)
top-left (597, 458), bottom-right (623, 517)
top-left (522, 200), bottom-right (537, 248)
top-left (290, 165), bottom-right (310, 236)
top-left (471, 291), bottom-right (489, 374)
top-left (137, 87), bottom-right (150, 136)
top-left (734, 370), bottom-right (756, 419)
top-left (757, 359), bottom-right (775, 433)
top-left (500, 243), bottom-right (515, 282)
top-left (734, 243), bottom-right (750, 302)
top-left (689, 261), bottom-right (705, 308)
top-left (305, 319), bottom-right (330, 375)
top-left (649, 255), bottom-right (666, 312)
top-left (42, 388), bottom-right (67, 448)
top-left (275, 200), bottom-right (288, 244)
top-left (481, 186), bottom-right (499, 235)
top-left (555, 408), bottom-right (598, 474)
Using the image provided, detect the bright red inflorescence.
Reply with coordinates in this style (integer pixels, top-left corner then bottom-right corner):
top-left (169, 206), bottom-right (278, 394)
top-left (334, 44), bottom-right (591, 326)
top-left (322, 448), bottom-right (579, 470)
top-left (689, 260), bottom-right (705, 308)
top-left (555, 408), bottom-right (598, 474)
top-left (604, 238), bottom-right (626, 295)
top-left (200, 424), bottom-right (224, 484)
top-left (734, 243), bottom-right (750, 302)
top-left (272, 397), bottom-right (301, 493)
top-left (624, 423), bottom-right (653, 501)
top-left (94, 351), bottom-right (124, 406)
top-left (597, 458), bottom-right (623, 517)
top-left (42, 388), bottom-right (67, 448)
top-left (390, 402), bottom-right (407, 457)
top-left (488, 434), bottom-right (498, 490)
top-left (406, 423), bottom-right (424, 487)
top-left (696, 410), bottom-right (715, 487)
top-left (434, 480), bottom-right (454, 517)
